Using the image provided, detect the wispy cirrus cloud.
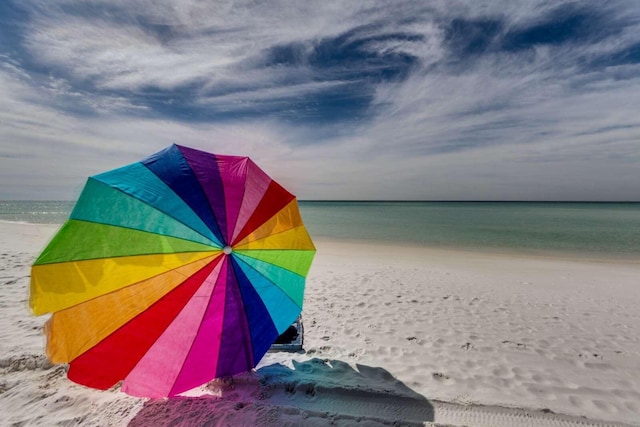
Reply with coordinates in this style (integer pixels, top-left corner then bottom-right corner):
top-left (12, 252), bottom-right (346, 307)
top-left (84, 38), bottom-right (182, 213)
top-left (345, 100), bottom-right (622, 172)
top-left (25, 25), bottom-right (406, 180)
top-left (1, 0), bottom-right (640, 200)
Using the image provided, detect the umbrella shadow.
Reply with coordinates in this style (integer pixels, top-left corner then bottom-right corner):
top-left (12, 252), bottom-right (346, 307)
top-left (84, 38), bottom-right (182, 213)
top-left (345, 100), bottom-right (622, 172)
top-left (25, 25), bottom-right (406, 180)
top-left (128, 358), bottom-right (434, 426)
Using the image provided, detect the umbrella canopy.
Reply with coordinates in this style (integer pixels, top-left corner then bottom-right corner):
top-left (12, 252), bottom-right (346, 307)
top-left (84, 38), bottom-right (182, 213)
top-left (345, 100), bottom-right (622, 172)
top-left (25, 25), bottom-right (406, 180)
top-left (29, 144), bottom-right (315, 398)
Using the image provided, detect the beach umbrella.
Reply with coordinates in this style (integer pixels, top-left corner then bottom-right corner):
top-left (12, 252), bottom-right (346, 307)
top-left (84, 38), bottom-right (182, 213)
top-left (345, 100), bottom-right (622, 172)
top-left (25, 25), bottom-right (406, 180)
top-left (29, 144), bottom-right (315, 398)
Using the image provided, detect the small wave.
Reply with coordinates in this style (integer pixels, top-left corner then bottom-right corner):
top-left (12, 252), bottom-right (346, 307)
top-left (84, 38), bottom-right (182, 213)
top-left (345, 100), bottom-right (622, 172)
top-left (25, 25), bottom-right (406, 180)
top-left (0, 220), bottom-right (64, 227)
top-left (0, 219), bottom-right (36, 225)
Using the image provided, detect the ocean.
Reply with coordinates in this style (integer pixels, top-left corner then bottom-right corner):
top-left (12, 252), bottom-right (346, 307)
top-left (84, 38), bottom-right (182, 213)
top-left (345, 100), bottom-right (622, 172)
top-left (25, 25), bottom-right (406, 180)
top-left (2, 200), bottom-right (639, 260)
top-left (300, 201), bottom-right (640, 259)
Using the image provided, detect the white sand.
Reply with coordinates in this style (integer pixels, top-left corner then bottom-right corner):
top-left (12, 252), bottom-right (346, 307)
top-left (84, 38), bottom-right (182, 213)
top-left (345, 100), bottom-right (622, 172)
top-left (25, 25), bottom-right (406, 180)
top-left (1, 222), bottom-right (639, 426)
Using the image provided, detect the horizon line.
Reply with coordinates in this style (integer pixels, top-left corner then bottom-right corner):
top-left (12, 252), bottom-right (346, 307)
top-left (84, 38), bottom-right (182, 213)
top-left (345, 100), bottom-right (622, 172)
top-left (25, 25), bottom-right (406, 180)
top-left (3, 199), bottom-right (639, 204)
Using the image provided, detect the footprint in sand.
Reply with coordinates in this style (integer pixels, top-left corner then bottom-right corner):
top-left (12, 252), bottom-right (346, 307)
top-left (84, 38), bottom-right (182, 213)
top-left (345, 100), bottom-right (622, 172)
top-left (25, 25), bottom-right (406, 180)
top-left (591, 399), bottom-right (618, 414)
top-left (492, 366), bottom-right (514, 379)
top-left (624, 401), bottom-right (639, 412)
top-left (568, 394), bottom-right (586, 409)
top-left (583, 362), bottom-right (614, 371)
top-left (432, 372), bottom-right (455, 385)
top-left (51, 395), bottom-right (82, 409)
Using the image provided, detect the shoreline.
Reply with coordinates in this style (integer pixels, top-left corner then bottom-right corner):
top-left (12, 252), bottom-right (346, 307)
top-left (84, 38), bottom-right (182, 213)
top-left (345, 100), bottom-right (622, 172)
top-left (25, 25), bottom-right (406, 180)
top-left (312, 235), bottom-right (640, 266)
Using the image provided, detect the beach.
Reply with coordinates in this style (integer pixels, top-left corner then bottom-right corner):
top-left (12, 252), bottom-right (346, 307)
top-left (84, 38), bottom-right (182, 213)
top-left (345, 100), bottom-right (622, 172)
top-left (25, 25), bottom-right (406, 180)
top-left (2, 221), bottom-right (640, 426)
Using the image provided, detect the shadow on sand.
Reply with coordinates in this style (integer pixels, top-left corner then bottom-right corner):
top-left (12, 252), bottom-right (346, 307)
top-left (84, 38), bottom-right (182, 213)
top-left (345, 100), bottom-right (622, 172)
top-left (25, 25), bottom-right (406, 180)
top-left (128, 358), bottom-right (434, 426)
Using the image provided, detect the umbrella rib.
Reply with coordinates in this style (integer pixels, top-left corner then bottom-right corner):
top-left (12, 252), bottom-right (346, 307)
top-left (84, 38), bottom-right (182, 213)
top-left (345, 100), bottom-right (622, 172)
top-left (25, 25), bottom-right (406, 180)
top-left (225, 258), bottom-right (255, 368)
top-left (187, 179), bottom-right (227, 246)
top-left (234, 227), bottom-right (315, 252)
top-left (33, 249), bottom-right (220, 267)
top-left (226, 157), bottom-right (265, 245)
top-left (151, 147), bottom-right (228, 245)
top-left (234, 256), bottom-right (303, 310)
top-left (225, 181), bottom-right (246, 248)
top-left (233, 249), bottom-right (314, 277)
top-left (231, 199), bottom-right (308, 247)
top-left (45, 255), bottom-right (220, 314)
top-left (224, 156), bottom-right (251, 242)
top-left (67, 218), bottom-right (221, 248)
top-left (93, 177), bottom-right (224, 247)
top-left (231, 181), bottom-right (295, 246)
top-left (168, 270), bottom-right (223, 395)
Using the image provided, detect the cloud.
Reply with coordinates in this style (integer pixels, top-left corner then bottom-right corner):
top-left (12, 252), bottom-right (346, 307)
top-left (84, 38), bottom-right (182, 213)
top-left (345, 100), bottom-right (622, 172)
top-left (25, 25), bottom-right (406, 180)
top-left (1, 0), bottom-right (640, 200)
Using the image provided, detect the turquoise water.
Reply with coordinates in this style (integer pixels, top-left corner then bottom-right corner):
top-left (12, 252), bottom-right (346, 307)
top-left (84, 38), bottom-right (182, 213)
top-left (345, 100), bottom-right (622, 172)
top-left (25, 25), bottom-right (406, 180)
top-left (299, 201), bottom-right (640, 259)
top-left (2, 200), bottom-right (640, 259)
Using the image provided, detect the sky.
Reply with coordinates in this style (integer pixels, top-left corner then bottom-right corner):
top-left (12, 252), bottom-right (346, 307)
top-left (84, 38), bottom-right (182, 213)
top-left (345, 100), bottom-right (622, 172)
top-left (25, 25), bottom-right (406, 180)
top-left (1, 0), bottom-right (639, 201)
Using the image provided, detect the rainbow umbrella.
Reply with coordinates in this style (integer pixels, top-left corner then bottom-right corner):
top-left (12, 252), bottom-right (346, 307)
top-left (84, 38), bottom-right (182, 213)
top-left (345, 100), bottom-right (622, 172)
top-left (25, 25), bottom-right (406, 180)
top-left (29, 144), bottom-right (315, 398)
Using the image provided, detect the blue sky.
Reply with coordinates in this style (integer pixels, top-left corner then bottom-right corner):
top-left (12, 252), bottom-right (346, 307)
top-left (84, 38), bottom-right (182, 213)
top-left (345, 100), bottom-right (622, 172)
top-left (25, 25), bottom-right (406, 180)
top-left (1, 0), bottom-right (639, 200)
